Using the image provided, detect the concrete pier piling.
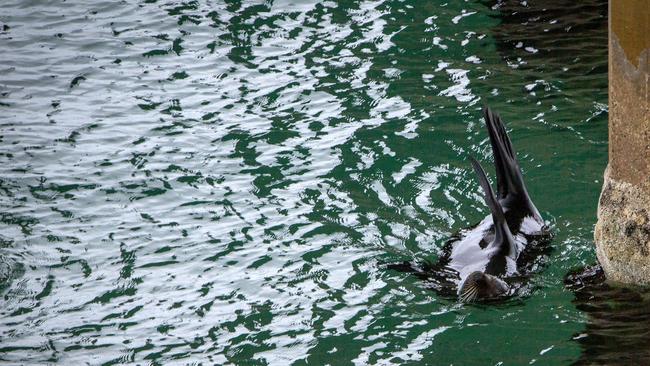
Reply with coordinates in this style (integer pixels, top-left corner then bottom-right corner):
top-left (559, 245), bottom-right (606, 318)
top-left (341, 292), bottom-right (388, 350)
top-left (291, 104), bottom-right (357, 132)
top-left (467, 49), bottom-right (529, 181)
top-left (594, 1), bottom-right (649, 284)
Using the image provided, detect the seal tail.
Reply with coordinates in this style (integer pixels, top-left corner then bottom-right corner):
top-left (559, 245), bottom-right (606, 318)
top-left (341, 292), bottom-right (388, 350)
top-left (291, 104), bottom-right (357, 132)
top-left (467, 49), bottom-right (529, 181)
top-left (469, 157), bottom-right (517, 257)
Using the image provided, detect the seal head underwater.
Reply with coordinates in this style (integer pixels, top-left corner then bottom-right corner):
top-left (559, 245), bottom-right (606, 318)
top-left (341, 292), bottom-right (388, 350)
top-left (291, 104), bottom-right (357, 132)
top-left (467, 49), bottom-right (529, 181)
top-left (388, 107), bottom-right (552, 302)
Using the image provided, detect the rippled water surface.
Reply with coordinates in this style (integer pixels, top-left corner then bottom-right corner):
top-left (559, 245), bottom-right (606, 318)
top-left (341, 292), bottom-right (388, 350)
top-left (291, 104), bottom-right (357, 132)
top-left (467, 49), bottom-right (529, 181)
top-left (1, 0), bottom-right (610, 364)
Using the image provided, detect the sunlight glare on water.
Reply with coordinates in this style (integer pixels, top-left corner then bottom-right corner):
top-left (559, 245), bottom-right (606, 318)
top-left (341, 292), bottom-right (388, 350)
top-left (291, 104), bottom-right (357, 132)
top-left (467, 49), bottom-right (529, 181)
top-left (0, 0), bottom-right (608, 364)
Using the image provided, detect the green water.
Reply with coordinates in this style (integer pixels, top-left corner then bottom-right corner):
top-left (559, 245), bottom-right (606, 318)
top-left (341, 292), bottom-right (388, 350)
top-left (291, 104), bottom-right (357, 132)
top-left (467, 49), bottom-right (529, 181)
top-left (0, 0), bottom-right (609, 364)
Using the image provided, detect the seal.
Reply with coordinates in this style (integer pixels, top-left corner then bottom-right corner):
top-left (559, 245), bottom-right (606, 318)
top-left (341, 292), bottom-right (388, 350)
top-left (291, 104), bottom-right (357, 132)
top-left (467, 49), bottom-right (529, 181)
top-left (387, 107), bottom-right (552, 302)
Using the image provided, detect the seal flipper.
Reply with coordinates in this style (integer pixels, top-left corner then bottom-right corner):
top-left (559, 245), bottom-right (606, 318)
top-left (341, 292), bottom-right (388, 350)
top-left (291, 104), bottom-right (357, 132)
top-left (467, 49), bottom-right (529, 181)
top-left (483, 106), bottom-right (521, 198)
top-left (469, 157), bottom-right (517, 258)
top-left (459, 157), bottom-right (515, 302)
top-left (482, 106), bottom-right (543, 223)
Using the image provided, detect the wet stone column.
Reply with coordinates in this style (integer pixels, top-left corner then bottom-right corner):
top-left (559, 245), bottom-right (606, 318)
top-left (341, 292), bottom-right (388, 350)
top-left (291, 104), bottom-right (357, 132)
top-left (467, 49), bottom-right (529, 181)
top-left (594, 1), bottom-right (649, 284)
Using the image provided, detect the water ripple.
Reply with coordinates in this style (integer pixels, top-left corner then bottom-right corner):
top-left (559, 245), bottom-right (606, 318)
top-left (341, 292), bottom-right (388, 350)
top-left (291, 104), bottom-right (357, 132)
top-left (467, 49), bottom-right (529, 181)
top-left (0, 0), bottom-right (607, 364)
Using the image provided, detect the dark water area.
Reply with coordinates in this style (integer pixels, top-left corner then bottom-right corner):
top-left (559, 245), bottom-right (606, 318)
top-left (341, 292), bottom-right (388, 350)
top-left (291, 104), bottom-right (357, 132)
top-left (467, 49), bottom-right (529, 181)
top-left (0, 0), bottom-right (618, 364)
top-left (566, 266), bottom-right (650, 365)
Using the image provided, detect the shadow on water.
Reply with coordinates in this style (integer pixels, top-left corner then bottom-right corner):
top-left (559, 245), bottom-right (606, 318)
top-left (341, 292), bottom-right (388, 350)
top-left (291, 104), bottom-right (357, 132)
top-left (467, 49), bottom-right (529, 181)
top-left (483, 0), bottom-right (608, 135)
top-left (484, 0), bottom-right (607, 76)
top-left (565, 265), bottom-right (650, 365)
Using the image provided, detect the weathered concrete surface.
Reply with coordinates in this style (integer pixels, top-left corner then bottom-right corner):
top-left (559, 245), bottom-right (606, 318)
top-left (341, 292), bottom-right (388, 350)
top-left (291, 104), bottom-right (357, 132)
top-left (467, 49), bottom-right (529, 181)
top-left (594, 1), bottom-right (649, 284)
